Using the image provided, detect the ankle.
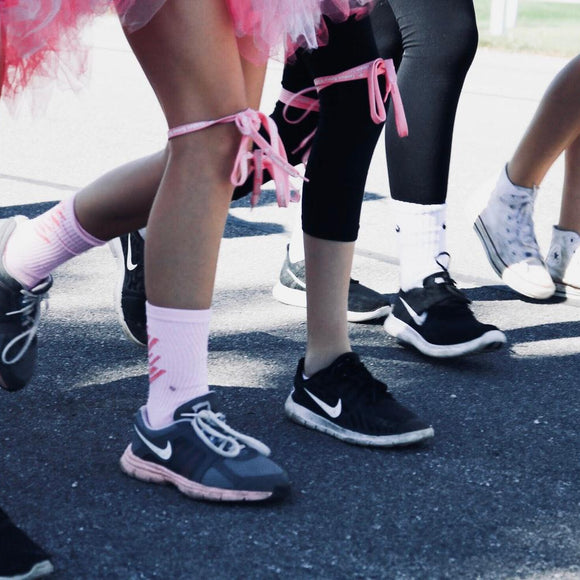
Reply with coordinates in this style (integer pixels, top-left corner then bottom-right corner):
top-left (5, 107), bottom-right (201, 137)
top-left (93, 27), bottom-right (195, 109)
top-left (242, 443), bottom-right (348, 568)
top-left (304, 348), bottom-right (352, 377)
top-left (493, 165), bottom-right (536, 201)
top-left (555, 224), bottom-right (580, 237)
top-left (505, 162), bottom-right (539, 190)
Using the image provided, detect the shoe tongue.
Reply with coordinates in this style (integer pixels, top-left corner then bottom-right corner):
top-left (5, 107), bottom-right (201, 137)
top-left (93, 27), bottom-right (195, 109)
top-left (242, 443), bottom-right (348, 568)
top-left (409, 270), bottom-right (470, 308)
top-left (423, 269), bottom-right (451, 287)
top-left (333, 352), bottom-right (361, 368)
top-left (173, 391), bottom-right (217, 420)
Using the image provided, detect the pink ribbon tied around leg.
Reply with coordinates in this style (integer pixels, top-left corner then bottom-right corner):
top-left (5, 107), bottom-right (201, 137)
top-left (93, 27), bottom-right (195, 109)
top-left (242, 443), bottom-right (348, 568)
top-left (279, 87), bottom-right (321, 164)
top-left (314, 58), bottom-right (409, 137)
top-left (231, 109), bottom-right (304, 207)
top-left (382, 59), bottom-right (408, 138)
top-left (168, 108), bottom-right (304, 208)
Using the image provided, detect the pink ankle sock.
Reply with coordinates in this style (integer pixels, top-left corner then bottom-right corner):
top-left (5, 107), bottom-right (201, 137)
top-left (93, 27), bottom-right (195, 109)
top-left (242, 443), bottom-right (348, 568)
top-left (145, 302), bottom-right (212, 428)
top-left (3, 196), bottom-right (105, 289)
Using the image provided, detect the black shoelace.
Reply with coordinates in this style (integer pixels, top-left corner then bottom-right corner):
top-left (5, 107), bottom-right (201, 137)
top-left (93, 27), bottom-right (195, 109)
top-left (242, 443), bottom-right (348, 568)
top-left (332, 356), bottom-right (394, 404)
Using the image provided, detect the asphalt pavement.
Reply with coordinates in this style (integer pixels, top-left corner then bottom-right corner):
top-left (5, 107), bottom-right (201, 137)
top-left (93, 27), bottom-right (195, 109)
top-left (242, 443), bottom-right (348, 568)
top-left (0, 15), bottom-right (579, 580)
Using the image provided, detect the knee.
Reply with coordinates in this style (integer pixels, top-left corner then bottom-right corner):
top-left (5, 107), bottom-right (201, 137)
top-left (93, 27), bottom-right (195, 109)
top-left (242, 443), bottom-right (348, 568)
top-left (557, 54), bottom-right (580, 91)
top-left (318, 82), bottom-right (386, 139)
top-left (168, 123), bottom-right (241, 187)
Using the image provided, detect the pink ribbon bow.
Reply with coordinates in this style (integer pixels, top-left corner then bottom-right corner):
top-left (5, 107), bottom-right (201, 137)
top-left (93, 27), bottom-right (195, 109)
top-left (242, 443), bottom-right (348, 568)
top-left (168, 108), bottom-right (303, 208)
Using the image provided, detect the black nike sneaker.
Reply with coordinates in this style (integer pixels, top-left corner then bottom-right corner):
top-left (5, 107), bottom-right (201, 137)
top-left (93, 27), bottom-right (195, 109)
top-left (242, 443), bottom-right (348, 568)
top-left (0, 217), bottom-right (52, 392)
top-left (109, 232), bottom-right (147, 346)
top-left (383, 267), bottom-right (506, 358)
top-left (0, 508), bottom-right (54, 579)
top-left (284, 352), bottom-right (434, 446)
top-left (272, 245), bottom-right (391, 322)
top-left (120, 392), bottom-right (290, 502)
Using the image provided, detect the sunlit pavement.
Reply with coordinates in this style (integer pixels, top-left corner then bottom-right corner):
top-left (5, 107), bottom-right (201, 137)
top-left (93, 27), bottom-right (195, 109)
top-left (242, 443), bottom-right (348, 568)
top-left (1, 16), bottom-right (578, 580)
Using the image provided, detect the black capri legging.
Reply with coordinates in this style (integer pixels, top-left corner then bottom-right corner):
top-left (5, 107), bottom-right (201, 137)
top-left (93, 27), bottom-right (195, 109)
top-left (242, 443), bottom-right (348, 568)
top-left (293, 0), bottom-right (478, 242)
top-left (372, 0), bottom-right (478, 207)
top-left (298, 15), bottom-right (385, 242)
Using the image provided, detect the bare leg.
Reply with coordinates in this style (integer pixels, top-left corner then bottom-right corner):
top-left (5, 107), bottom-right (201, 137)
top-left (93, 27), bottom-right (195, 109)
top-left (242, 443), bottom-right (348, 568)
top-left (560, 136), bottom-right (580, 233)
top-left (303, 234), bottom-right (353, 376)
top-left (475, 54), bottom-right (580, 301)
top-left (112, 1), bottom-right (289, 499)
top-left (508, 55), bottom-right (580, 190)
top-left (74, 53), bottom-right (265, 242)
top-left (546, 132), bottom-right (580, 297)
top-left (77, 46), bottom-right (265, 352)
top-left (74, 149), bottom-right (167, 239)
top-left (240, 41), bottom-right (268, 108)
top-left (121, 0), bottom-right (249, 310)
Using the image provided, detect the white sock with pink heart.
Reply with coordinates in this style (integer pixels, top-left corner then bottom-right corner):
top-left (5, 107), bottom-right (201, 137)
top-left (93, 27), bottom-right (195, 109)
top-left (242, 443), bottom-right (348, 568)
top-left (145, 302), bottom-right (212, 429)
top-left (3, 195), bottom-right (105, 289)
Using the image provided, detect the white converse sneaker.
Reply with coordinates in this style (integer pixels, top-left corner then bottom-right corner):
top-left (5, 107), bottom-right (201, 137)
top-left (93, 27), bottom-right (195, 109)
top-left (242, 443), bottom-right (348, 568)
top-left (474, 166), bottom-right (555, 299)
top-left (545, 226), bottom-right (580, 300)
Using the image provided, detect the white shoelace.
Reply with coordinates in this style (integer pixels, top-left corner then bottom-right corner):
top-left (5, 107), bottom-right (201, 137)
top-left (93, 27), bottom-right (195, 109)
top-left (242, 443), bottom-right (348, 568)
top-left (181, 408), bottom-right (271, 458)
top-left (500, 187), bottom-right (542, 258)
top-left (1, 283), bottom-right (50, 365)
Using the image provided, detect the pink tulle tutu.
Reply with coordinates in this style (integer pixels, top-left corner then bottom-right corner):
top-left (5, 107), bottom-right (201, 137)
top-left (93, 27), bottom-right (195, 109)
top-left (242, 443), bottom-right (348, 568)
top-left (0, 0), bottom-right (373, 100)
top-left (227, 0), bottom-right (375, 62)
top-left (121, 0), bottom-right (375, 61)
top-left (0, 0), bottom-right (168, 101)
top-left (2, 0), bottom-right (88, 100)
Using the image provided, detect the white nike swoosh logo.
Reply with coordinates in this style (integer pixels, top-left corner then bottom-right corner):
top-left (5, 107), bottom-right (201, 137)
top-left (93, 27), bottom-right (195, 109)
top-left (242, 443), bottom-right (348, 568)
top-left (400, 297), bottom-right (428, 326)
top-left (304, 388), bottom-right (342, 418)
top-left (126, 238), bottom-right (138, 271)
top-left (287, 267), bottom-right (306, 289)
top-left (134, 426), bottom-right (172, 460)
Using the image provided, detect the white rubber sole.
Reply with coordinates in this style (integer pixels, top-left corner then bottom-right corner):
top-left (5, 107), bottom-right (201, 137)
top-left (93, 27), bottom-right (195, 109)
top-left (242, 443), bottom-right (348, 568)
top-left (474, 217), bottom-right (555, 300)
top-left (273, 283), bottom-right (391, 322)
top-left (272, 281), bottom-right (306, 308)
top-left (1, 560), bottom-right (55, 580)
top-left (120, 446), bottom-right (275, 502)
top-left (284, 395), bottom-right (434, 447)
top-left (384, 315), bottom-right (507, 358)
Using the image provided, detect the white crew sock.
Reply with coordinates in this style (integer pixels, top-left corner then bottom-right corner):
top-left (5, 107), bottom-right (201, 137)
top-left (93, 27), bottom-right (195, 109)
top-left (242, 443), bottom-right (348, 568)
top-left (391, 199), bottom-right (447, 291)
top-left (145, 303), bottom-right (211, 428)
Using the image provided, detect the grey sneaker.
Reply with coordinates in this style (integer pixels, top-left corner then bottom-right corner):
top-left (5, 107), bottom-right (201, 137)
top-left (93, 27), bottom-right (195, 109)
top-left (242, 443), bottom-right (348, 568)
top-left (545, 226), bottom-right (580, 300)
top-left (0, 218), bottom-right (51, 392)
top-left (474, 166), bottom-right (555, 299)
top-left (120, 392), bottom-right (290, 502)
top-left (272, 245), bottom-right (390, 322)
